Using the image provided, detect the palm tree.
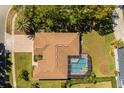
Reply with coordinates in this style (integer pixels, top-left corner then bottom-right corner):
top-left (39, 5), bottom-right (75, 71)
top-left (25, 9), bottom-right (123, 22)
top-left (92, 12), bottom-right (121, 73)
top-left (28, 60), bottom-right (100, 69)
top-left (16, 17), bottom-right (30, 33)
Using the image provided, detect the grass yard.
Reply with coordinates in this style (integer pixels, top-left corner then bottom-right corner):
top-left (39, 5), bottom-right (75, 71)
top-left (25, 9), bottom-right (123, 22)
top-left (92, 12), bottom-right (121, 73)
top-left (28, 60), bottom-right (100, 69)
top-left (37, 80), bottom-right (61, 88)
top-left (15, 52), bottom-right (32, 88)
top-left (15, 52), bottom-right (61, 88)
top-left (71, 81), bottom-right (112, 88)
top-left (83, 31), bottom-right (115, 77)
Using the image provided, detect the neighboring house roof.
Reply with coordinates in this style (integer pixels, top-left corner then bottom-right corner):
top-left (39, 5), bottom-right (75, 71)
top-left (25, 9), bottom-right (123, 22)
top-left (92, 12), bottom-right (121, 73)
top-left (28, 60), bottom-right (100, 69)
top-left (33, 32), bottom-right (79, 79)
top-left (118, 47), bottom-right (124, 80)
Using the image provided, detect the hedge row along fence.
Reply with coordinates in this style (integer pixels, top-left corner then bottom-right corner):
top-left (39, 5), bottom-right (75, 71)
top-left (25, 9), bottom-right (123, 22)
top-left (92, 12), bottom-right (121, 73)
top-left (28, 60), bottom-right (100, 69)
top-left (67, 76), bottom-right (117, 88)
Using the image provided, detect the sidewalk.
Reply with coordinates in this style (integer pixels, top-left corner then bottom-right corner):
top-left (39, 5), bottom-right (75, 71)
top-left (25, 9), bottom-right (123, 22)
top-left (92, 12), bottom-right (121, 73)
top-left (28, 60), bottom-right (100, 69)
top-left (11, 14), bottom-right (17, 88)
top-left (6, 13), bottom-right (17, 88)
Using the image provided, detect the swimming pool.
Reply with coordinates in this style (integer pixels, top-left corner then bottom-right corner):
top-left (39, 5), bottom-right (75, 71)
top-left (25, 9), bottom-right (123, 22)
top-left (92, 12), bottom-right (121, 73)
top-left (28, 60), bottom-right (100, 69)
top-left (69, 55), bottom-right (88, 75)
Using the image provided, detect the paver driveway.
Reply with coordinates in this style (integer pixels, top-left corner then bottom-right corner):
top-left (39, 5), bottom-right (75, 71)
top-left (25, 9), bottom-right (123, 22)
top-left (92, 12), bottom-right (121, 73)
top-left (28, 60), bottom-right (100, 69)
top-left (14, 35), bottom-right (33, 52)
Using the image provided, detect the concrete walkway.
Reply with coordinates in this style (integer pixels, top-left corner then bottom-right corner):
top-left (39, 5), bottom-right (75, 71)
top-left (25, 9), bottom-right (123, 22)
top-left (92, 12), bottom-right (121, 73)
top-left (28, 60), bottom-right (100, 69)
top-left (113, 8), bottom-right (124, 41)
top-left (6, 33), bottom-right (12, 51)
top-left (11, 14), bottom-right (17, 88)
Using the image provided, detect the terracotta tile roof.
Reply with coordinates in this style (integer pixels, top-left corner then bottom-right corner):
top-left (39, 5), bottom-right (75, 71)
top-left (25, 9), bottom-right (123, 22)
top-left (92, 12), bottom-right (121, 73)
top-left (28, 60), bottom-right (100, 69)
top-left (33, 32), bottom-right (79, 79)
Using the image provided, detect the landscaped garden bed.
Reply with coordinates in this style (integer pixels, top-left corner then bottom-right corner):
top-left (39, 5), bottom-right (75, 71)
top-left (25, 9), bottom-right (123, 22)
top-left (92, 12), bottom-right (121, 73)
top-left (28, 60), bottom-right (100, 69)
top-left (6, 6), bottom-right (16, 34)
top-left (14, 15), bottom-right (27, 35)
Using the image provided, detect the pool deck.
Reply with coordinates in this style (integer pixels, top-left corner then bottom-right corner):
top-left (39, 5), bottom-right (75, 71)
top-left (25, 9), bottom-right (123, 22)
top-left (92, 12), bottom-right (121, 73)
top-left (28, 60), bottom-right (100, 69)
top-left (68, 53), bottom-right (92, 79)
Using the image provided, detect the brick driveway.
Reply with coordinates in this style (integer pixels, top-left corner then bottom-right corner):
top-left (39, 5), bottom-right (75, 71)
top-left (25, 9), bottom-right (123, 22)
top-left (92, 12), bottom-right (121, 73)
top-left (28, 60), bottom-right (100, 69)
top-left (14, 35), bottom-right (33, 52)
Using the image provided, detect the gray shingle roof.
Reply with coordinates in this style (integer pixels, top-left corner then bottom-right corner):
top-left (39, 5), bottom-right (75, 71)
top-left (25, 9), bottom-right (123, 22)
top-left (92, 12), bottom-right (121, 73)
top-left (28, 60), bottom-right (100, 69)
top-left (118, 47), bottom-right (124, 79)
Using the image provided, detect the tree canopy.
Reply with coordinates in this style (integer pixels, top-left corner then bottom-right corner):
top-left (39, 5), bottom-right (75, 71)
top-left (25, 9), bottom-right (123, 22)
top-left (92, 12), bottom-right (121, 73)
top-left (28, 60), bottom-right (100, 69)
top-left (16, 5), bottom-right (116, 35)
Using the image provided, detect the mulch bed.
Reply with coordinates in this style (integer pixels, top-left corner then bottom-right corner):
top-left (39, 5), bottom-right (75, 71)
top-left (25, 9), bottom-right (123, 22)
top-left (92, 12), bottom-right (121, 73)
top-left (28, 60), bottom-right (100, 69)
top-left (14, 29), bottom-right (26, 35)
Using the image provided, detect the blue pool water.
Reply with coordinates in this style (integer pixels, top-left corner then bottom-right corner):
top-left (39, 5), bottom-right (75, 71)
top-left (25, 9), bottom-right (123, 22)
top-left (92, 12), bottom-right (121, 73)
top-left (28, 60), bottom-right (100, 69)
top-left (69, 58), bottom-right (87, 73)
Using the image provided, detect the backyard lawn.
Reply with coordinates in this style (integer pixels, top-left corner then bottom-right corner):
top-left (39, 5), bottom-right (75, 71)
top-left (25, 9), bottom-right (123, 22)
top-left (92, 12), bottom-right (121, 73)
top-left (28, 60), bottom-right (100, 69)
top-left (71, 81), bottom-right (112, 88)
top-left (83, 31), bottom-right (116, 77)
top-left (38, 80), bottom-right (61, 88)
top-left (15, 52), bottom-right (61, 88)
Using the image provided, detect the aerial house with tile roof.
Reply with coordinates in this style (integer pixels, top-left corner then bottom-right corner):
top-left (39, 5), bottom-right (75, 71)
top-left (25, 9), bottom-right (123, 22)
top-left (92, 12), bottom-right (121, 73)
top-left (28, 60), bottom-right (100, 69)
top-left (33, 32), bottom-right (92, 79)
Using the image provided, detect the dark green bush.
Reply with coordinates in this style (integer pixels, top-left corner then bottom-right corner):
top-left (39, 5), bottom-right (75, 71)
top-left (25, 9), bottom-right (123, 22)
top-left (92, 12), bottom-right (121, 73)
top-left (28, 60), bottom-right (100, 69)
top-left (34, 55), bottom-right (43, 62)
top-left (20, 70), bottom-right (29, 81)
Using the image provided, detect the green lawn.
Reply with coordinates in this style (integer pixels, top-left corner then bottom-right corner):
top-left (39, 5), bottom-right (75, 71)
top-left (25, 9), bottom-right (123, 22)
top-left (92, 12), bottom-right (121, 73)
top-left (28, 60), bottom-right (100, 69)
top-left (83, 31), bottom-right (115, 77)
top-left (15, 52), bottom-right (61, 88)
top-left (15, 52), bottom-right (32, 88)
top-left (37, 80), bottom-right (61, 88)
top-left (71, 81), bottom-right (112, 88)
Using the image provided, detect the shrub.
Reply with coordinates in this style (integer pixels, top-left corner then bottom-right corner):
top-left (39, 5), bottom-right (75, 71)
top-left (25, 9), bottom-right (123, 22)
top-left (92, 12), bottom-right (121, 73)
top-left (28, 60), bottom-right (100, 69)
top-left (61, 81), bottom-right (67, 88)
top-left (34, 55), bottom-right (43, 62)
top-left (93, 79), bottom-right (97, 84)
top-left (31, 82), bottom-right (40, 88)
top-left (19, 70), bottom-right (29, 81)
top-left (117, 40), bottom-right (124, 48)
top-left (111, 39), bottom-right (124, 48)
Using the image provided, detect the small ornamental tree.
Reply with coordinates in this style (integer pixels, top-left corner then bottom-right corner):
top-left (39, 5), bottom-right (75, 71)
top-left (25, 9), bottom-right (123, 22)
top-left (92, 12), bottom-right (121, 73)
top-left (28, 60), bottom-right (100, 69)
top-left (20, 70), bottom-right (29, 81)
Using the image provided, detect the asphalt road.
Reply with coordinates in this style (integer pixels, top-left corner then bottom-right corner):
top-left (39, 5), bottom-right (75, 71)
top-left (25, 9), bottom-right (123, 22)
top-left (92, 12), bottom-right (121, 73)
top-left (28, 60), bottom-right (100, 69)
top-left (0, 5), bottom-right (10, 43)
top-left (0, 5), bottom-right (10, 88)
